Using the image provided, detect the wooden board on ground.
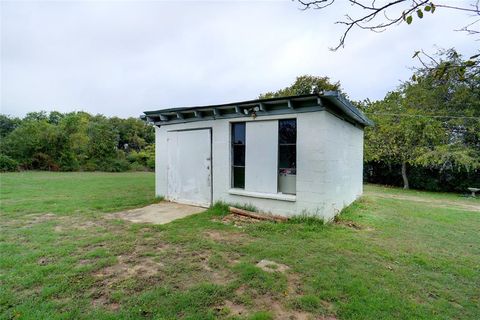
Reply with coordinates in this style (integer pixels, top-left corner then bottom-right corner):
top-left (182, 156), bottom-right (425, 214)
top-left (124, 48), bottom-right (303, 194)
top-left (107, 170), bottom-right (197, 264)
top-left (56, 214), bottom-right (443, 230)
top-left (228, 207), bottom-right (288, 222)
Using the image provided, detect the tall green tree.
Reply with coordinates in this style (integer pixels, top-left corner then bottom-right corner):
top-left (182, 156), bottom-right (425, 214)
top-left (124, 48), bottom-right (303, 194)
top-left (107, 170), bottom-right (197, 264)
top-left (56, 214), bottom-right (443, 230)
top-left (1, 119), bottom-right (62, 170)
top-left (86, 115), bottom-right (119, 168)
top-left (259, 75), bottom-right (342, 99)
top-left (0, 115), bottom-right (21, 138)
top-left (109, 117), bottom-right (155, 152)
top-left (364, 49), bottom-right (480, 188)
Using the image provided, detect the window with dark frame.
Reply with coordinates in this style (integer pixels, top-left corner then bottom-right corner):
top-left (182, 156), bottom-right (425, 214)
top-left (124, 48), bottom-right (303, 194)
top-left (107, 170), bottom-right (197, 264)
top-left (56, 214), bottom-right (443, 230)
top-left (231, 122), bottom-right (246, 189)
top-left (278, 119), bottom-right (296, 194)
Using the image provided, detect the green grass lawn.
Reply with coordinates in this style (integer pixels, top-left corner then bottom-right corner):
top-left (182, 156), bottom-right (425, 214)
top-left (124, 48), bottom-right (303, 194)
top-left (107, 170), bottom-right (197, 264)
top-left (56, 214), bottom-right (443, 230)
top-left (1, 172), bottom-right (479, 320)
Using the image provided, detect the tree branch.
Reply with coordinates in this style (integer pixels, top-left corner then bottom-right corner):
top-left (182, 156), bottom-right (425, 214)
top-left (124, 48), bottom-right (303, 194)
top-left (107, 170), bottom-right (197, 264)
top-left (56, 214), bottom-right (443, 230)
top-left (296, 0), bottom-right (480, 50)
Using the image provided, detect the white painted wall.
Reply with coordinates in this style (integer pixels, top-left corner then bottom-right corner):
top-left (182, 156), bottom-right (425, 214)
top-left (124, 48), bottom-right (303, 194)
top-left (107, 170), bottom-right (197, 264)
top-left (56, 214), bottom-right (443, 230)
top-left (245, 120), bottom-right (278, 194)
top-left (155, 111), bottom-right (364, 220)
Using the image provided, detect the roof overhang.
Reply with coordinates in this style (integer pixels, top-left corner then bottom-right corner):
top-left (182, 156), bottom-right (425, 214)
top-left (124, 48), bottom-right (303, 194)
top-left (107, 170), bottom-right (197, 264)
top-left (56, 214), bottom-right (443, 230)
top-left (141, 92), bottom-right (373, 127)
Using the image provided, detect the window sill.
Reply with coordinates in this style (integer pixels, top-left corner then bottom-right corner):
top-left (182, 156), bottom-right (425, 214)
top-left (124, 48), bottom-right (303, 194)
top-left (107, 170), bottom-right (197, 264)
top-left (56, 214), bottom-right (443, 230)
top-left (228, 189), bottom-right (296, 202)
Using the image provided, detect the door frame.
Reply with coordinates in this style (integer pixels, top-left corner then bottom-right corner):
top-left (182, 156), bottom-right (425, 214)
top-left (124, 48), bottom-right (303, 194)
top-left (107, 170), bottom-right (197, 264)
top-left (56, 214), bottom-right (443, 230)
top-left (166, 127), bottom-right (213, 207)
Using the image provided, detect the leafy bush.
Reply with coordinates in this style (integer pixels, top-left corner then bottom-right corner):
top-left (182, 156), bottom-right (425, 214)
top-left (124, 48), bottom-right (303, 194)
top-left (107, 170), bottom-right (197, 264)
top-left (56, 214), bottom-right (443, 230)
top-left (82, 161), bottom-right (98, 172)
top-left (146, 157), bottom-right (155, 170)
top-left (127, 144), bottom-right (155, 171)
top-left (129, 162), bottom-right (148, 171)
top-left (0, 154), bottom-right (19, 172)
top-left (59, 151), bottom-right (80, 171)
top-left (31, 152), bottom-right (59, 171)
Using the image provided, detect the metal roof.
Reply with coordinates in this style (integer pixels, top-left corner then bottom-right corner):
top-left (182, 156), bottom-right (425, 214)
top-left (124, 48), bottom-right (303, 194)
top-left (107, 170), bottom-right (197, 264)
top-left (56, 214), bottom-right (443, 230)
top-left (142, 92), bottom-right (373, 127)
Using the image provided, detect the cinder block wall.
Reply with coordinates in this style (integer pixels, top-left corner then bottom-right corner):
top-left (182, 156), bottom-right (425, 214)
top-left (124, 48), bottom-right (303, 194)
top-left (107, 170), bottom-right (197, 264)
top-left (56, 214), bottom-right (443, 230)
top-left (155, 111), bottom-right (364, 220)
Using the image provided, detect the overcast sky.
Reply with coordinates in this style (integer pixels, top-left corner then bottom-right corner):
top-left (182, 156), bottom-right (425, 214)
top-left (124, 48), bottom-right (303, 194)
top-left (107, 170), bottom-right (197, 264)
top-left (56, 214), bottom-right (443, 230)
top-left (1, 0), bottom-right (477, 118)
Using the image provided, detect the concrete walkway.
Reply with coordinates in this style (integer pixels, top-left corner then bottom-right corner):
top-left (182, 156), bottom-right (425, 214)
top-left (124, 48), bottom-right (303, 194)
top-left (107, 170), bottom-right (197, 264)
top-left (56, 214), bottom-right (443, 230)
top-left (110, 201), bottom-right (206, 224)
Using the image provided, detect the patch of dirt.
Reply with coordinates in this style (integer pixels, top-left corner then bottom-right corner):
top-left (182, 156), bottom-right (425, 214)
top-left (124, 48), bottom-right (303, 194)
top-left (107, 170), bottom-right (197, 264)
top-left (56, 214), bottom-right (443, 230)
top-left (51, 216), bottom-right (109, 234)
top-left (24, 213), bottom-right (57, 227)
top-left (37, 257), bottom-right (52, 266)
top-left (256, 259), bottom-right (290, 273)
top-left (250, 294), bottom-right (335, 320)
top-left (77, 259), bottom-right (93, 266)
top-left (334, 219), bottom-right (375, 231)
top-left (268, 299), bottom-right (315, 320)
top-left (189, 250), bottom-right (233, 285)
top-left (365, 191), bottom-right (480, 212)
top-left (216, 300), bottom-right (249, 317)
top-left (286, 272), bottom-right (304, 296)
top-left (219, 213), bottom-right (262, 227)
top-left (203, 230), bottom-right (249, 244)
top-left (218, 296), bottom-right (317, 319)
top-left (209, 269), bottom-right (231, 285)
top-left (229, 262), bottom-right (333, 319)
top-left (335, 220), bottom-right (362, 230)
top-left (134, 242), bottom-right (172, 255)
top-left (90, 245), bottom-right (167, 311)
top-left (91, 294), bottom-right (120, 311)
top-left (235, 284), bottom-right (247, 296)
top-left (75, 221), bottom-right (98, 230)
top-left (93, 254), bottom-right (164, 281)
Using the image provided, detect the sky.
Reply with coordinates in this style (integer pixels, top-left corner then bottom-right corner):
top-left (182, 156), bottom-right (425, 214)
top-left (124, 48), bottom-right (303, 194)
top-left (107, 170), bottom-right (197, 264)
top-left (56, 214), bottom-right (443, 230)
top-left (1, 0), bottom-right (478, 118)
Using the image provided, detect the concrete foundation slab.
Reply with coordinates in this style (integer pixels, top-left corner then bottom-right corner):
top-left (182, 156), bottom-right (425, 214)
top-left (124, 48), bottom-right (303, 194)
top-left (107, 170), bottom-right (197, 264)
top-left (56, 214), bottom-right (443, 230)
top-left (111, 201), bottom-right (206, 224)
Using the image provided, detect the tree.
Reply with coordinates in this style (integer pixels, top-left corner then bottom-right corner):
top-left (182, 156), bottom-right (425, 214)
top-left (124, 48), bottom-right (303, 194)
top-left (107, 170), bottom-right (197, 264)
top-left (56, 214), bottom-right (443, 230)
top-left (86, 115), bottom-right (119, 168)
top-left (109, 117), bottom-right (155, 152)
top-left (363, 49), bottom-right (480, 188)
top-left (0, 115), bottom-right (21, 138)
top-left (1, 119), bottom-right (62, 170)
top-left (296, 1), bottom-right (480, 50)
top-left (259, 75), bottom-right (342, 99)
top-left (57, 112), bottom-right (92, 170)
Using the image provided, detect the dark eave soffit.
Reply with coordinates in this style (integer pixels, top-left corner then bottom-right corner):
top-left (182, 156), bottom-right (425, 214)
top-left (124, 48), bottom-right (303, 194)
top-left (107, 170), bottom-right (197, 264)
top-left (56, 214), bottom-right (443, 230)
top-left (141, 92), bottom-right (373, 127)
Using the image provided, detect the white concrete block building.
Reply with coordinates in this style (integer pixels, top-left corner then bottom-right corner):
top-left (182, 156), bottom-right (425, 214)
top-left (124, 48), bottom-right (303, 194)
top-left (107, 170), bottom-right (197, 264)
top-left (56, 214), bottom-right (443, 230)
top-left (142, 92), bottom-right (372, 220)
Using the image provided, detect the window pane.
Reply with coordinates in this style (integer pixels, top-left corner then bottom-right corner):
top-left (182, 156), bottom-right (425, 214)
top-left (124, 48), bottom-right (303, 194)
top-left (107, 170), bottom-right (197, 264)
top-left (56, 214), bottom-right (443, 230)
top-left (279, 145), bottom-right (296, 169)
top-left (232, 122), bottom-right (245, 144)
top-left (233, 145), bottom-right (245, 166)
top-left (279, 119), bottom-right (296, 144)
top-left (233, 166), bottom-right (245, 188)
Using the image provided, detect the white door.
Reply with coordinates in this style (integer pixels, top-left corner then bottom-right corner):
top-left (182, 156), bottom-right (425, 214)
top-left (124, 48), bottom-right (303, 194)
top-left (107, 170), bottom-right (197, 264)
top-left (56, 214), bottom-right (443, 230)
top-left (167, 129), bottom-right (212, 207)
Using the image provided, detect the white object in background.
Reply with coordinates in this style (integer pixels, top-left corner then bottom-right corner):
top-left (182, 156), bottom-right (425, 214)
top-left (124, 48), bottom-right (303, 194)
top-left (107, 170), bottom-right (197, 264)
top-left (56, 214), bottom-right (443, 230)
top-left (468, 187), bottom-right (480, 197)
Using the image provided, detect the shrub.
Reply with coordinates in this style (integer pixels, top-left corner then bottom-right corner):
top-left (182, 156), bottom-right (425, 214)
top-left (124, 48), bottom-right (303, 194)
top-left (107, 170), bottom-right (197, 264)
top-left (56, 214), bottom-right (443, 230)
top-left (126, 145), bottom-right (155, 171)
top-left (59, 152), bottom-right (80, 171)
top-left (146, 157), bottom-right (155, 170)
top-left (100, 158), bottom-right (131, 172)
top-left (0, 154), bottom-right (19, 172)
top-left (31, 152), bottom-right (59, 171)
top-left (129, 162), bottom-right (148, 171)
top-left (82, 161), bottom-right (97, 172)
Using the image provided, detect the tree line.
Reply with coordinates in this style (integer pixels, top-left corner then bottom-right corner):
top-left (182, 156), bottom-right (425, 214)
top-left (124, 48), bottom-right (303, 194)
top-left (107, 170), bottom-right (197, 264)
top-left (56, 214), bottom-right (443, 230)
top-left (0, 111), bottom-right (155, 172)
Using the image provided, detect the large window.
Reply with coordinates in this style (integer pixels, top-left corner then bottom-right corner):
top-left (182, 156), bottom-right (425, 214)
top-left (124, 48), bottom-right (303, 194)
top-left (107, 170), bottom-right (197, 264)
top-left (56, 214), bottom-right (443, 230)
top-left (231, 119), bottom-right (296, 194)
top-left (231, 122), bottom-right (245, 188)
top-left (278, 119), bottom-right (296, 194)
